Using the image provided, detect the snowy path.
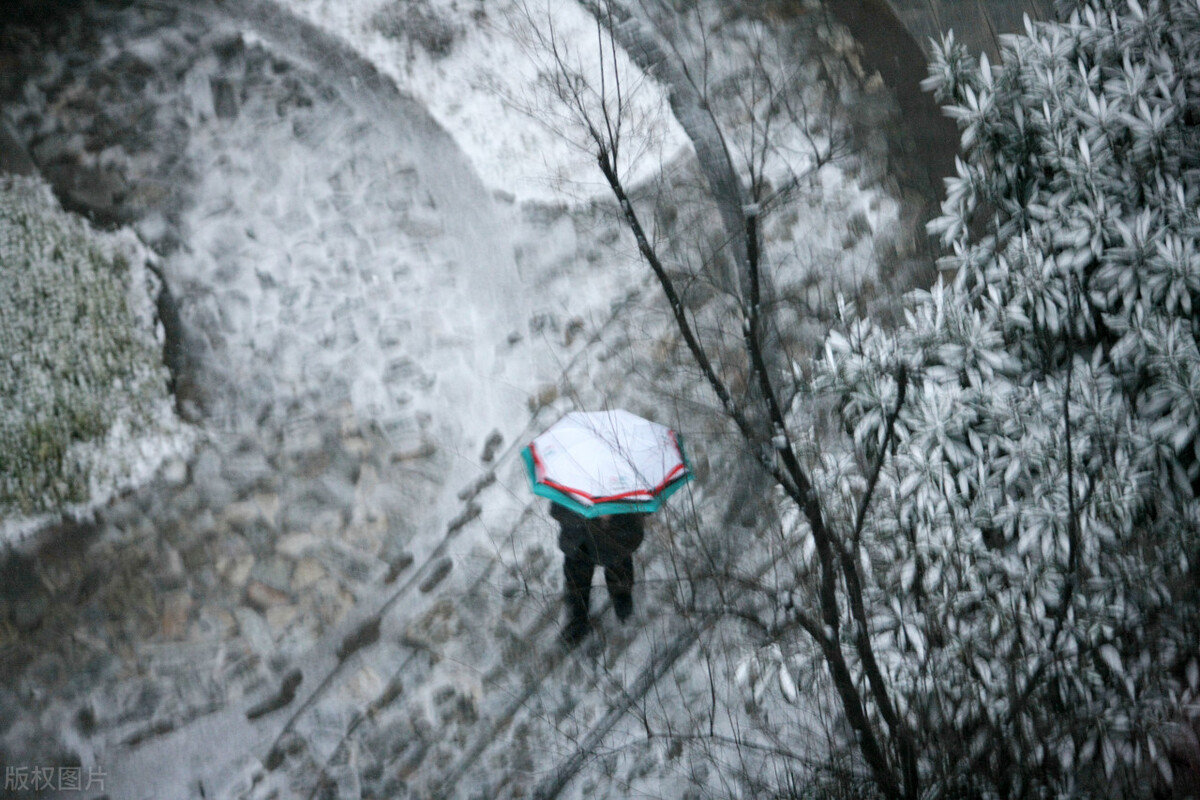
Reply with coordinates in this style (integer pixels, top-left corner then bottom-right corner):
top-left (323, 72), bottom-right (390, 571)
top-left (166, 0), bottom-right (528, 458)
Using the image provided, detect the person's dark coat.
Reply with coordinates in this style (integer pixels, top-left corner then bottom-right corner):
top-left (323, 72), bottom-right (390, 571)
top-left (550, 503), bottom-right (645, 566)
top-left (550, 503), bottom-right (647, 642)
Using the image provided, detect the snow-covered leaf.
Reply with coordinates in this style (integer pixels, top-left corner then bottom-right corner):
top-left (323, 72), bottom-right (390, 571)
top-left (778, 666), bottom-right (798, 705)
top-left (1099, 644), bottom-right (1124, 677)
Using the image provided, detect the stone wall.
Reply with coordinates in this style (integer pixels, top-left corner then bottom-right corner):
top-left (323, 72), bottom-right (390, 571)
top-left (877, 0), bottom-right (1052, 60)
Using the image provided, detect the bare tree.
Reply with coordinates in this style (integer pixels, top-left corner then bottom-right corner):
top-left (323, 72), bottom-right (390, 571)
top-left (513, 2), bottom-right (919, 797)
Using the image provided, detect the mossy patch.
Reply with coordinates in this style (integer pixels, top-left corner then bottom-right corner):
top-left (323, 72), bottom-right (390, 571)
top-left (1, 175), bottom-right (187, 523)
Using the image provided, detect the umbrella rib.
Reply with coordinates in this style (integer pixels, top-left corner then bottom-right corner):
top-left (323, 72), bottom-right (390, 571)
top-left (582, 412), bottom-right (679, 497)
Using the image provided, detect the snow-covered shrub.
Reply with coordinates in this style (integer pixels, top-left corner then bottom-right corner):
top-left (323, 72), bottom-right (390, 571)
top-left (0, 175), bottom-right (190, 540)
top-left (812, 0), bottom-right (1200, 794)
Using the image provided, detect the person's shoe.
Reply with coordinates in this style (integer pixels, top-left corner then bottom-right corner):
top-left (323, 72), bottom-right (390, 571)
top-left (561, 616), bottom-right (590, 647)
top-left (613, 595), bottom-right (633, 623)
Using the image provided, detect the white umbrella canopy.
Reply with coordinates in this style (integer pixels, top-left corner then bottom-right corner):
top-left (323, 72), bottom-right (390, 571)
top-left (521, 409), bottom-right (692, 517)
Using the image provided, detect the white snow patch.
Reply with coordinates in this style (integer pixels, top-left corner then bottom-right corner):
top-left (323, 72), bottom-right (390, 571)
top-left (277, 0), bottom-right (690, 202)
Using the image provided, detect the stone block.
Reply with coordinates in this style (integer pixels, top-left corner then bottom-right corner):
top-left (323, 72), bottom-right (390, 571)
top-left (218, 554), bottom-right (256, 588)
top-left (291, 557), bottom-right (327, 590)
top-left (276, 532), bottom-right (321, 559)
top-left (265, 604), bottom-right (299, 632)
top-left (233, 607), bottom-right (274, 656)
top-left (246, 579), bottom-right (291, 611)
top-left (161, 590), bottom-right (193, 639)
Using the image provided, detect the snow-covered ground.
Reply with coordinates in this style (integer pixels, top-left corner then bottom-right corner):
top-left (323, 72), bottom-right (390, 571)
top-left (1, 0), bottom-right (910, 797)
top-left (277, 0), bottom-right (692, 202)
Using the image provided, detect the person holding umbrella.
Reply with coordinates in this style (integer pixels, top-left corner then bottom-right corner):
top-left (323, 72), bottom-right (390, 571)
top-left (521, 409), bottom-right (692, 646)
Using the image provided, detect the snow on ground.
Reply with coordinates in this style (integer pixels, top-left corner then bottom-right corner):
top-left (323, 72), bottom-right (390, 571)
top-left (163, 0), bottom-right (896, 483)
top-left (172, 43), bottom-right (531, 453)
top-left (277, 0), bottom-right (692, 203)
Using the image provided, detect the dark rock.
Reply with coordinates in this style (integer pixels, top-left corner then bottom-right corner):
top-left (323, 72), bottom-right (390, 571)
top-left (151, 264), bottom-right (207, 421)
top-left (0, 642), bottom-right (35, 679)
top-left (842, 211), bottom-right (873, 248)
top-left (86, 64), bottom-right (122, 96)
top-left (74, 567), bottom-right (105, 604)
top-left (208, 31), bottom-right (246, 62)
top-left (41, 161), bottom-right (131, 227)
top-left (0, 550), bottom-right (39, 600)
top-left (1, 117), bottom-right (39, 176)
top-left (479, 430), bottom-right (503, 463)
top-left (245, 667), bottom-right (302, 720)
top-left (64, 653), bottom-right (118, 696)
top-left (27, 132), bottom-right (79, 170)
top-left (337, 617), bottom-right (380, 661)
top-left (107, 51), bottom-right (156, 94)
top-left (263, 730), bottom-right (306, 770)
top-left (210, 76), bottom-right (238, 120)
top-left (87, 111), bottom-right (134, 154)
top-left (320, 544), bottom-right (378, 584)
top-left (0, 688), bottom-right (19, 737)
top-left (384, 551), bottom-right (414, 584)
top-left (12, 594), bottom-right (49, 632)
top-left (246, 579), bottom-right (291, 611)
top-left (418, 558), bottom-right (453, 593)
top-left (178, 537), bottom-right (212, 573)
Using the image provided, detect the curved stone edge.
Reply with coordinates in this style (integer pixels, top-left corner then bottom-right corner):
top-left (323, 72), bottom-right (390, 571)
top-left (874, 0), bottom-right (1052, 62)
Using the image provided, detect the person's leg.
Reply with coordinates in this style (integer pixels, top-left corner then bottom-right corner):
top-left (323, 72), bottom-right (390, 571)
top-left (562, 552), bottom-right (594, 643)
top-left (604, 554), bottom-right (634, 622)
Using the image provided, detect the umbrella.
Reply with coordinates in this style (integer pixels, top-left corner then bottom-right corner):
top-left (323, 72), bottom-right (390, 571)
top-left (521, 409), bottom-right (692, 517)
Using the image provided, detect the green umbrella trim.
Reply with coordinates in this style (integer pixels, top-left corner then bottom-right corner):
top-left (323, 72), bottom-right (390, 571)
top-left (520, 442), bottom-right (693, 518)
